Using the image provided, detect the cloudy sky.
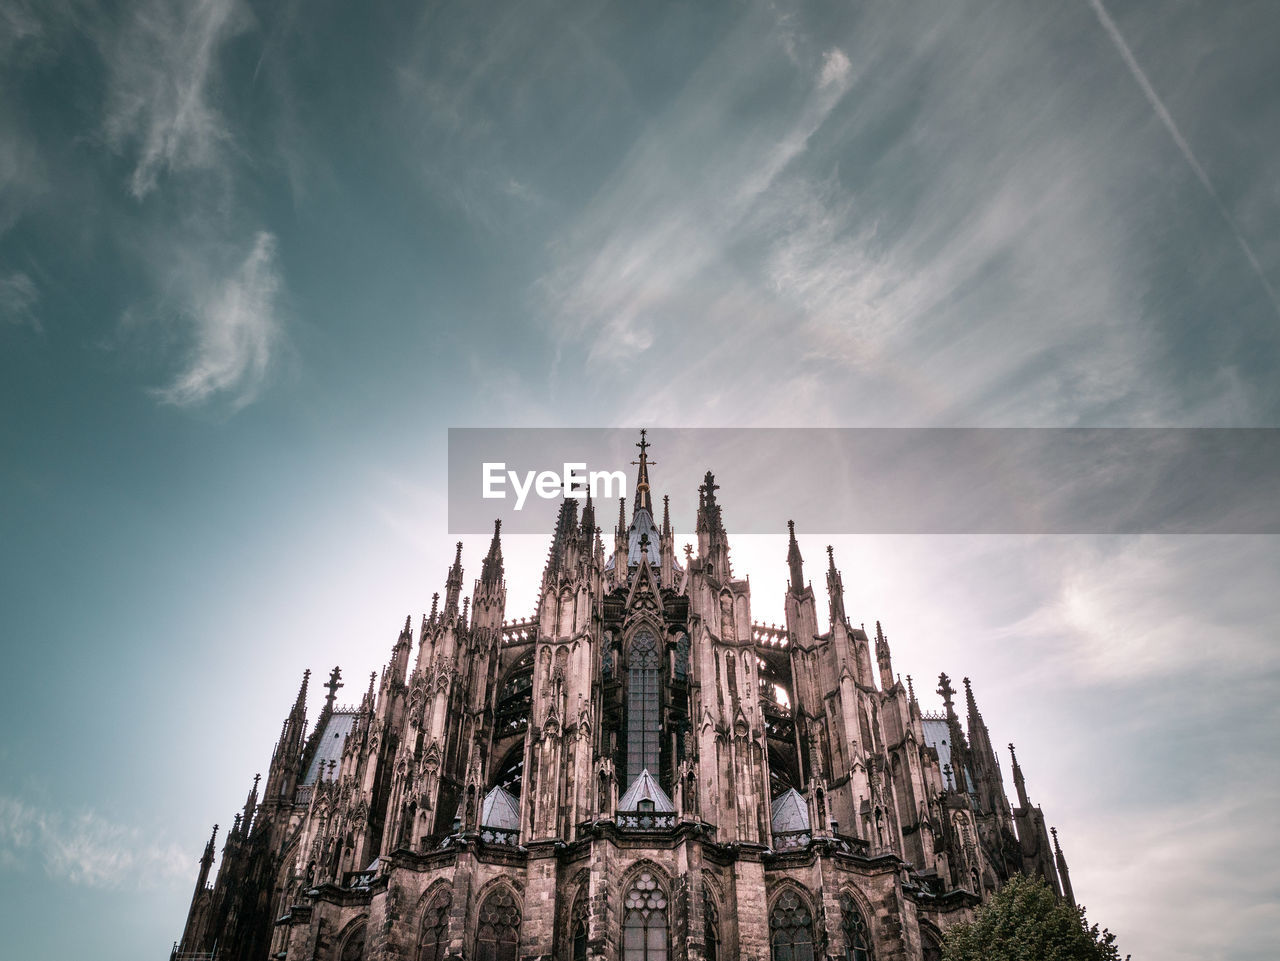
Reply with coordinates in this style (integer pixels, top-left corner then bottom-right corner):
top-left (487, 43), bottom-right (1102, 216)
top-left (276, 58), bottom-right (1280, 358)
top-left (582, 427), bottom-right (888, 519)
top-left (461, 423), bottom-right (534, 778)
top-left (1, 0), bottom-right (1277, 958)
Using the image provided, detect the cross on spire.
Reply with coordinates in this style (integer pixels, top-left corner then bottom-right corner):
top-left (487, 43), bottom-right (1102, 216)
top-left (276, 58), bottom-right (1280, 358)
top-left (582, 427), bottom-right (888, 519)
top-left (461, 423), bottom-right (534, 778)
top-left (323, 666), bottom-right (343, 713)
top-left (630, 429), bottom-right (656, 516)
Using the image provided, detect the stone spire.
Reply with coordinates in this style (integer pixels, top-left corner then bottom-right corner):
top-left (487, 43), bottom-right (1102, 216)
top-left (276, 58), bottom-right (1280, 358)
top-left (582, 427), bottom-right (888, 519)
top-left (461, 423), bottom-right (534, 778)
top-left (963, 677), bottom-right (1007, 815)
top-left (443, 541), bottom-right (464, 618)
top-left (264, 670), bottom-right (310, 802)
top-left (631, 429), bottom-right (654, 517)
top-left (580, 488), bottom-right (595, 542)
top-left (543, 498), bottom-right (580, 586)
top-left (480, 519), bottom-right (504, 589)
top-left (937, 673), bottom-right (970, 794)
top-left (1009, 743), bottom-right (1030, 808)
top-left (1052, 827), bottom-right (1076, 906)
top-left (875, 621), bottom-right (894, 690)
top-left (825, 545), bottom-right (847, 627)
top-left (786, 520), bottom-right (805, 595)
top-left (696, 470), bottom-right (731, 581)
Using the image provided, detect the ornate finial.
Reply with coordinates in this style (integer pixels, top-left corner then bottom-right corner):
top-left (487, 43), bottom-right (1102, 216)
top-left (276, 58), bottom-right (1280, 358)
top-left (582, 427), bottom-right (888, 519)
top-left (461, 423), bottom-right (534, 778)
top-left (683, 543), bottom-right (694, 563)
top-left (826, 545), bottom-right (836, 569)
top-left (906, 675), bottom-right (916, 702)
top-left (701, 470), bottom-right (719, 504)
top-left (786, 520), bottom-right (805, 593)
top-left (937, 673), bottom-right (956, 712)
top-left (638, 531), bottom-right (651, 558)
top-left (662, 494), bottom-right (671, 535)
top-left (461, 596), bottom-right (470, 622)
top-left (253, 773), bottom-right (261, 790)
top-left (430, 592), bottom-right (439, 621)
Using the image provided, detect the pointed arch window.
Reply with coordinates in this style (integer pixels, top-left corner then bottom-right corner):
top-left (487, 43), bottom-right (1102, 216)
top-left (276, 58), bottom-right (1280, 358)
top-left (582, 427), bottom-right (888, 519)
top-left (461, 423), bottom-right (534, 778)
top-left (475, 887), bottom-right (520, 961)
top-left (340, 921), bottom-right (367, 961)
top-left (417, 891), bottom-right (451, 961)
top-left (839, 893), bottom-right (871, 961)
top-left (921, 929), bottom-right (943, 961)
top-left (496, 654), bottom-right (534, 736)
top-left (770, 890), bottom-right (815, 961)
top-left (627, 631), bottom-right (661, 782)
top-left (622, 871), bottom-right (668, 961)
top-left (704, 893), bottom-right (721, 961)
top-left (570, 888), bottom-right (588, 961)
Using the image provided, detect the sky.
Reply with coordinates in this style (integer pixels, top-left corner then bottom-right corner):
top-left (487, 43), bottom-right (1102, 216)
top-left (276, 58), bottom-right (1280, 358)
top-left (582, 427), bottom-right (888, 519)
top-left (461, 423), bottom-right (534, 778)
top-left (0, 0), bottom-right (1277, 958)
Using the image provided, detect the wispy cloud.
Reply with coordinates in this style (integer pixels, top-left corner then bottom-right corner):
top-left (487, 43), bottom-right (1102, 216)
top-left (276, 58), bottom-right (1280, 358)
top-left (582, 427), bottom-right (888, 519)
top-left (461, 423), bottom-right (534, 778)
top-left (0, 796), bottom-right (189, 888)
top-left (1085, 0), bottom-right (1280, 317)
top-left (540, 8), bottom-right (855, 374)
top-left (102, 0), bottom-right (249, 198)
top-left (985, 535), bottom-right (1280, 684)
top-left (0, 271), bottom-right (41, 331)
top-left (153, 230), bottom-right (284, 410)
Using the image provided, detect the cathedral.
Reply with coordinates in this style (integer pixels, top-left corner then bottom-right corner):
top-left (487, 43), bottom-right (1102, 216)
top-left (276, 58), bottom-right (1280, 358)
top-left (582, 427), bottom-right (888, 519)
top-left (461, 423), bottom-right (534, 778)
top-left (172, 433), bottom-right (1075, 961)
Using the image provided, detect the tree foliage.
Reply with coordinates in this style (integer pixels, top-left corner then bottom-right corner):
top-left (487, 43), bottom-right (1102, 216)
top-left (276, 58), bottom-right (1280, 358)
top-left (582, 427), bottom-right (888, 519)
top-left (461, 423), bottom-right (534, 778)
top-left (942, 874), bottom-right (1127, 961)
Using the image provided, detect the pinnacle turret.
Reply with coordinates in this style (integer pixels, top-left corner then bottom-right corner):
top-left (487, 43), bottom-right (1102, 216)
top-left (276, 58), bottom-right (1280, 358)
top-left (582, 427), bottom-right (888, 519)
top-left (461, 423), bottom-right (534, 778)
top-left (695, 471), bottom-right (731, 580)
top-left (1009, 743), bottom-right (1030, 808)
top-left (786, 520), bottom-right (805, 595)
top-left (825, 545), bottom-right (846, 626)
top-left (480, 519), bottom-right (504, 588)
top-left (444, 541), bottom-right (464, 617)
top-left (1052, 827), bottom-right (1076, 905)
top-left (875, 621), bottom-right (894, 689)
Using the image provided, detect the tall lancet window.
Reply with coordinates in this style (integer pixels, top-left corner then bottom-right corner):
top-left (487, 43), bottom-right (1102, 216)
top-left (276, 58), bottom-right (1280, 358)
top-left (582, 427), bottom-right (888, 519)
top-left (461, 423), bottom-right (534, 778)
top-left (627, 630), bottom-right (661, 782)
top-left (623, 872), bottom-right (668, 961)
top-left (839, 893), bottom-right (871, 961)
top-left (770, 890), bottom-right (815, 961)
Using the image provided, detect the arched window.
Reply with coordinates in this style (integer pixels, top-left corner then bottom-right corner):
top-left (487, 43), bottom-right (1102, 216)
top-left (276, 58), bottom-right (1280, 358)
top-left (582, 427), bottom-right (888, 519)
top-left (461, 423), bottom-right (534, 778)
top-left (921, 929), bottom-right (943, 961)
top-left (622, 871), bottom-right (668, 961)
top-left (770, 889), bottom-right (815, 961)
top-left (417, 891), bottom-right (450, 961)
top-left (340, 921), bottom-right (367, 961)
top-left (705, 893), bottom-right (721, 961)
top-left (475, 887), bottom-right (520, 961)
top-left (840, 893), bottom-right (871, 961)
top-left (627, 631), bottom-right (661, 782)
top-left (570, 888), bottom-right (588, 961)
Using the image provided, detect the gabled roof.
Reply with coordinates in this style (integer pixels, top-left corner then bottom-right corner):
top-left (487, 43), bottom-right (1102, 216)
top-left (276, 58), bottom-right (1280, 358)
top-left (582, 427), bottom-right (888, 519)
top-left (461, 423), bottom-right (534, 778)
top-left (617, 769), bottom-right (675, 812)
top-left (770, 788), bottom-right (810, 833)
top-left (302, 711), bottom-right (358, 785)
top-left (480, 785), bottom-right (521, 830)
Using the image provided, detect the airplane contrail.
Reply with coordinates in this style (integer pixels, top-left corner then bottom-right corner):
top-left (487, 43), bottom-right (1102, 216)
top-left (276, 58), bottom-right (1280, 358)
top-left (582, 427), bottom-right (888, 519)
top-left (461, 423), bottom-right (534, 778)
top-left (1086, 0), bottom-right (1280, 316)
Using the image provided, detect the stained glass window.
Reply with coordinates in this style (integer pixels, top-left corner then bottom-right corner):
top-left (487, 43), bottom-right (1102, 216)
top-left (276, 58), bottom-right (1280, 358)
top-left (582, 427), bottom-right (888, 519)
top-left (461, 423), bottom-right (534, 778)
top-left (627, 632), bottom-right (661, 782)
top-left (770, 890), bottom-right (815, 961)
top-left (571, 889), bottom-right (588, 961)
top-left (417, 892), bottom-right (450, 961)
top-left (840, 893), bottom-right (871, 961)
top-left (622, 871), bottom-right (668, 961)
top-left (705, 893), bottom-right (720, 961)
top-left (475, 888), bottom-right (520, 961)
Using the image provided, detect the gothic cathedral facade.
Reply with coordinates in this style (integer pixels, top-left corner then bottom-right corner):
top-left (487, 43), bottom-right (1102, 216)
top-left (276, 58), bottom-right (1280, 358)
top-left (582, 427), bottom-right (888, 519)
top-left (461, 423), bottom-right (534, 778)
top-left (173, 435), bottom-right (1075, 961)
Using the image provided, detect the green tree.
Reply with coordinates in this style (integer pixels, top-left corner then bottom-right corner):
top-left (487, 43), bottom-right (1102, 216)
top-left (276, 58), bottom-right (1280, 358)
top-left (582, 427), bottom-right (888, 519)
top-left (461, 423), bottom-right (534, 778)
top-left (942, 875), bottom-right (1127, 961)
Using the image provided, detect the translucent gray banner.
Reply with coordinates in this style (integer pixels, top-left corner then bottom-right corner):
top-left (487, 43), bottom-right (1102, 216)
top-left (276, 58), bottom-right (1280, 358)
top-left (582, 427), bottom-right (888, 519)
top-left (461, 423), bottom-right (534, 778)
top-left (447, 428), bottom-right (1280, 535)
